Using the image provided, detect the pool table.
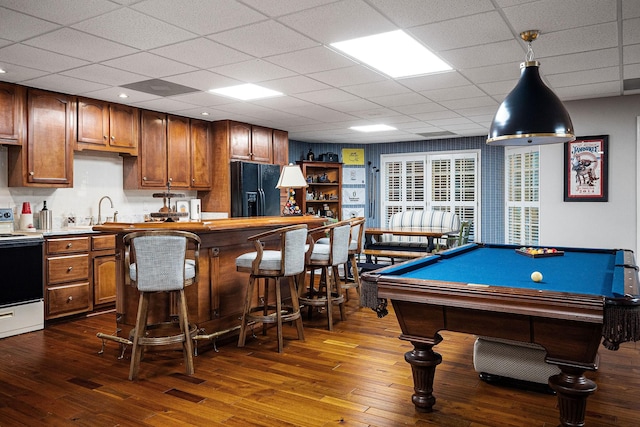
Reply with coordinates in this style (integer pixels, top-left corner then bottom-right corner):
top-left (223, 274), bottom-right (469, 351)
top-left (360, 243), bottom-right (640, 427)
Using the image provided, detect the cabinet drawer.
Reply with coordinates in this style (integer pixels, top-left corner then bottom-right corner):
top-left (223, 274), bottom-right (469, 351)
top-left (46, 282), bottom-right (91, 318)
top-left (92, 234), bottom-right (115, 251)
top-left (47, 254), bottom-right (89, 284)
top-left (47, 236), bottom-right (90, 254)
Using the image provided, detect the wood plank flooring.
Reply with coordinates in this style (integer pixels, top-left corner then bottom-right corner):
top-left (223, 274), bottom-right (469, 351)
top-left (0, 293), bottom-right (638, 426)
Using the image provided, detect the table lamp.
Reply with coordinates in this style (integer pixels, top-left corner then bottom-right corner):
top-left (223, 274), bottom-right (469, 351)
top-left (276, 164), bottom-right (308, 215)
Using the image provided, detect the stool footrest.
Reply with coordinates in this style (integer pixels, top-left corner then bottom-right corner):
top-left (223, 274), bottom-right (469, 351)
top-left (246, 306), bottom-right (301, 324)
top-left (130, 321), bottom-right (198, 347)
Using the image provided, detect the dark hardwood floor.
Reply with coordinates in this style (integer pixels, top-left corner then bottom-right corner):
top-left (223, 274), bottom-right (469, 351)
top-left (0, 293), bottom-right (638, 426)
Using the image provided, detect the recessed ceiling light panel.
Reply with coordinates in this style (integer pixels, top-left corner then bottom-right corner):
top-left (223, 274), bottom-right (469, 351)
top-left (209, 83), bottom-right (283, 101)
top-left (331, 30), bottom-right (452, 78)
top-left (350, 124), bottom-right (397, 132)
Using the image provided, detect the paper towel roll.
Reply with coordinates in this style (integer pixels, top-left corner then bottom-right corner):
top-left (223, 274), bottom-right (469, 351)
top-left (190, 199), bottom-right (201, 221)
top-left (19, 213), bottom-right (34, 230)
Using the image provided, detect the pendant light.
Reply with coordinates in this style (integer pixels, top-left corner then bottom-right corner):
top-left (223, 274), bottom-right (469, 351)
top-left (487, 30), bottom-right (575, 146)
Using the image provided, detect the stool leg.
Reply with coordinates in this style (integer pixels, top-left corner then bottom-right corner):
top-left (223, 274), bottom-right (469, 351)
top-left (290, 275), bottom-right (305, 342)
top-left (333, 265), bottom-right (346, 321)
top-left (238, 275), bottom-right (257, 348)
top-left (177, 289), bottom-right (194, 375)
top-left (325, 266), bottom-right (334, 331)
top-left (350, 254), bottom-right (361, 301)
top-left (262, 278), bottom-right (270, 336)
top-left (129, 292), bottom-right (150, 380)
top-left (275, 277), bottom-right (284, 353)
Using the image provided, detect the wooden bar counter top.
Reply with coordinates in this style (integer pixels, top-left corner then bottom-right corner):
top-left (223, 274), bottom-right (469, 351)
top-left (94, 216), bottom-right (326, 346)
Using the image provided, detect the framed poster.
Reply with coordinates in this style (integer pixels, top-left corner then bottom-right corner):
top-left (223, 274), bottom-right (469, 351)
top-left (564, 135), bottom-right (608, 202)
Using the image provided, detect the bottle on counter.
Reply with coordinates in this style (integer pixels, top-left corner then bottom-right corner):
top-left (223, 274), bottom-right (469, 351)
top-left (39, 201), bottom-right (52, 230)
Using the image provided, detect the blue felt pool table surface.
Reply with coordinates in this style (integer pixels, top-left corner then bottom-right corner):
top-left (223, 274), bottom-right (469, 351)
top-left (381, 244), bottom-right (628, 298)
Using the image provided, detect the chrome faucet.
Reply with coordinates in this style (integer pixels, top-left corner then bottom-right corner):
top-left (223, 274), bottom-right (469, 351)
top-left (97, 196), bottom-right (114, 225)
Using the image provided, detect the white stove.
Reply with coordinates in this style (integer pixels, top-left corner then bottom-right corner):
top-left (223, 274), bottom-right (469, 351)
top-left (0, 207), bottom-right (44, 338)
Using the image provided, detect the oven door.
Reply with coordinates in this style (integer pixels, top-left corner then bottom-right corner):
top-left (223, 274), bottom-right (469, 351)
top-left (0, 237), bottom-right (44, 306)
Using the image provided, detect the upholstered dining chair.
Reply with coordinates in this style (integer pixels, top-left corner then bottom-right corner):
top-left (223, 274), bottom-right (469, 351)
top-left (236, 224), bottom-right (308, 353)
top-left (124, 230), bottom-right (200, 380)
top-left (298, 220), bottom-right (351, 331)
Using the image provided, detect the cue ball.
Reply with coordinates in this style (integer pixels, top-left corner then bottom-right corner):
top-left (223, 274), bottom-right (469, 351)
top-left (531, 271), bottom-right (543, 282)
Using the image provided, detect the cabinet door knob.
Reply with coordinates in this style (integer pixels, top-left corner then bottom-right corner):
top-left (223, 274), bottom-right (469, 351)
top-left (66, 243), bottom-right (72, 248)
top-left (111, 136), bottom-right (115, 140)
top-left (29, 171), bottom-right (35, 176)
top-left (67, 296), bottom-right (73, 302)
top-left (103, 135), bottom-right (108, 139)
top-left (143, 177), bottom-right (147, 181)
top-left (67, 266), bottom-right (73, 272)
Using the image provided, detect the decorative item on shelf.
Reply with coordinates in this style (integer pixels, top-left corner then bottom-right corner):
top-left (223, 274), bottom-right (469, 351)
top-left (306, 148), bottom-right (315, 161)
top-left (319, 152), bottom-right (339, 162)
top-left (487, 30), bottom-right (575, 146)
top-left (276, 164), bottom-right (308, 216)
top-left (150, 181), bottom-right (189, 222)
top-left (318, 172), bottom-right (329, 183)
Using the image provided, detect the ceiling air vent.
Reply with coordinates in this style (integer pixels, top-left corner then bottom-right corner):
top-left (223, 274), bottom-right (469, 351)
top-left (416, 131), bottom-right (457, 138)
top-left (623, 78), bottom-right (640, 92)
top-left (121, 79), bottom-right (199, 97)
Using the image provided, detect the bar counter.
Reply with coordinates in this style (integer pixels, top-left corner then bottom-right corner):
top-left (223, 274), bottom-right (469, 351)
top-left (94, 216), bottom-right (326, 345)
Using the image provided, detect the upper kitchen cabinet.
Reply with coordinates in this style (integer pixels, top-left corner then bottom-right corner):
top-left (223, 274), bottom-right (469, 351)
top-left (8, 89), bottom-right (74, 187)
top-left (190, 118), bottom-right (212, 189)
top-left (123, 111), bottom-right (210, 190)
top-left (76, 98), bottom-right (138, 156)
top-left (229, 121), bottom-right (273, 163)
top-left (0, 82), bottom-right (25, 145)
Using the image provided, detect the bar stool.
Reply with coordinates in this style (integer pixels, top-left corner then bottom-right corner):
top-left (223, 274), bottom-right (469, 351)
top-left (315, 217), bottom-right (365, 302)
top-left (299, 221), bottom-right (351, 331)
top-left (124, 230), bottom-right (200, 380)
top-left (236, 224), bottom-right (308, 353)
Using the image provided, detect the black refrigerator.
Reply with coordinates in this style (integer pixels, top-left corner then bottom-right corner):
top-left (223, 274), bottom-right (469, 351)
top-left (231, 161), bottom-right (281, 217)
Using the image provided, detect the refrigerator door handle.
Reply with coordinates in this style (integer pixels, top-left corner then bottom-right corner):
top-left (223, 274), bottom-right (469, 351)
top-left (258, 188), bottom-right (265, 216)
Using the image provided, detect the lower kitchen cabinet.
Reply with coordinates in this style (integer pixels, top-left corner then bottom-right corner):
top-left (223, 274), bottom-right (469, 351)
top-left (45, 233), bottom-right (116, 320)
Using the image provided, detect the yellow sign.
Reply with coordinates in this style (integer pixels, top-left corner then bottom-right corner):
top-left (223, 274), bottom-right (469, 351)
top-left (342, 148), bottom-right (364, 165)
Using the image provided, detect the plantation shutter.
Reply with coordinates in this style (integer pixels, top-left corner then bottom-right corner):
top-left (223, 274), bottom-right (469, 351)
top-left (506, 147), bottom-right (540, 245)
top-left (381, 155), bottom-right (427, 226)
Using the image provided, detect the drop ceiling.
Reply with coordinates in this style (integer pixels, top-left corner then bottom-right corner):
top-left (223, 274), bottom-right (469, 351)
top-left (0, 0), bottom-right (638, 144)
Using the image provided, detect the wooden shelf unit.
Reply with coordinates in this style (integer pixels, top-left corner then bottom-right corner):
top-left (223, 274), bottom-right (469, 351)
top-left (296, 161), bottom-right (342, 220)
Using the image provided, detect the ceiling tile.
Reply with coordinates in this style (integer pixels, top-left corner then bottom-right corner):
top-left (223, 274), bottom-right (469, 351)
top-left (367, 0), bottom-right (495, 28)
top-left (80, 87), bottom-right (161, 104)
top-left (279, 0), bottom-right (396, 44)
top-left (152, 38), bottom-right (251, 69)
top-left (308, 65), bottom-right (385, 87)
top-left (209, 59), bottom-right (296, 83)
top-left (209, 20), bottom-right (318, 58)
top-left (439, 40), bottom-right (524, 69)
top-left (0, 62), bottom-right (48, 82)
top-left (24, 28), bottom-right (137, 62)
top-left (502, 0), bottom-right (616, 33)
top-left (133, 97), bottom-right (199, 113)
top-left (259, 75), bottom-right (330, 94)
top-left (0, 7), bottom-right (60, 41)
top-left (400, 71), bottom-right (471, 91)
top-left (0, 43), bottom-right (89, 72)
top-left (23, 73), bottom-right (108, 94)
top-left (265, 46), bottom-right (356, 74)
top-left (623, 17), bottom-right (640, 45)
top-left (239, 0), bottom-right (337, 17)
top-left (72, 8), bottom-right (195, 50)
top-left (547, 66), bottom-right (620, 88)
top-left (623, 44), bottom-right (640, 64)
top-left (0, 0), bottom-right (119, 25)
top-left (342, 80), bottom-right (411, 98)
top-left (294, 88), bottom-right (359, 104)
top-left (132, 0), bottom-right (266, 35)
top-left (162, 70), bottom-right (240, 92)
top-left (102, 52), bottom-right (198, 79)
top-left (60, 64), bottom-right (147, 86)
top-left (409, 11), bottom-right (513, 52)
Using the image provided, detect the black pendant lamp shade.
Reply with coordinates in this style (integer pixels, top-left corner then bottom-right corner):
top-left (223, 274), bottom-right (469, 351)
top-left (487, 31), bottom-right (575, 146)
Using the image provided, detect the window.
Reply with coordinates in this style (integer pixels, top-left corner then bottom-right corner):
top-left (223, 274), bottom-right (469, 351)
top-left (381, 151), bottom-right (479, 240)
top-left (505, 147), bottom-right (539, 245)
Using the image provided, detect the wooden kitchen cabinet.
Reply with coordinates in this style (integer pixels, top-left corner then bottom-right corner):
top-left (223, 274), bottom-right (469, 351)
top-left (92, 234), bottom-right (116, 306)
top-left (8, 88), bottom-right (74, 187)
top-left (190, 118), bottom-right (212, 189)
top-left (229, 121), bottom-right (273, 163)
top-left (123, 111), bottom-right (209, 190)
top-left (201, 120), bottom-right (287, 214)
top-left (45, 235), bottom-right (91, 320)
top-left (76, 98), bottom-right (139, 155)
top-left (167, 115), bottom-right (191, 188)
top-left (0, 82), bottom-right (25, 145)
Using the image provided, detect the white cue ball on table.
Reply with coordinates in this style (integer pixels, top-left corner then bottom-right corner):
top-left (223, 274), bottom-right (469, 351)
top-left (531, 271), bottom-right (543, 282)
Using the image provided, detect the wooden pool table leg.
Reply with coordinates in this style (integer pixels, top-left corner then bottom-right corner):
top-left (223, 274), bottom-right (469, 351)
top-left (404, 339), bottom-right (443, 412)
top-left (548, 366), bottom-right (597, 427)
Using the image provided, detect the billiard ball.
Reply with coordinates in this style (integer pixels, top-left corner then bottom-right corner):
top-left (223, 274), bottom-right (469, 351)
top-left (531, 271), bottom-right (543, 282)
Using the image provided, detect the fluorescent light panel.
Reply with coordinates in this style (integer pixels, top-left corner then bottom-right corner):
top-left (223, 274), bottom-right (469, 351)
top-left (350, 124), bottom-right (397, 132)
top-left (331, 30), bottom-right (452, 78)
top-left (209, 83), bottom-right (283, 101)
